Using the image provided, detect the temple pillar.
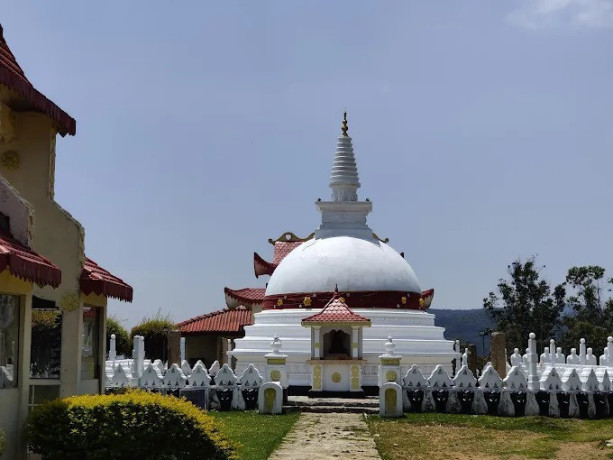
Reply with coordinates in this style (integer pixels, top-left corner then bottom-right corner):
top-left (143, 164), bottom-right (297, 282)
top-left (351, 326), bottom-right (359, 359)
top-left (312, 326), bottom-right (321, 359)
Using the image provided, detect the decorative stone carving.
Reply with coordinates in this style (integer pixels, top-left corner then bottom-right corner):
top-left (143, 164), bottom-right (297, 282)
top-left (187, 362), bottom-right (211, 387)
top-left (503, 366), bottom-right (528, 391)
top-left (453, 365), bottom-right (477, 389)
top-left (428, 365), bottom-right (453, 388)
top-left (162, 363), bottom-right (187, 388)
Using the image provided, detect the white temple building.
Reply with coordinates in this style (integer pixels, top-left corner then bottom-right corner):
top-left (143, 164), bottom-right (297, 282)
top-left (228, 113), bottom-right (457, 394)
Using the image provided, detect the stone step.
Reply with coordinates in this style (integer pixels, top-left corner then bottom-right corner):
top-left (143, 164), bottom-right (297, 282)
top-left (286, 397), bottom-right (379, 408)
top-left (284, 405), bottom-right (380, 414)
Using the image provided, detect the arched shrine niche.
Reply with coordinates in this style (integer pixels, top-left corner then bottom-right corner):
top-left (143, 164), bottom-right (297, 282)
top-left (323, 328), bottom-right (351, 359)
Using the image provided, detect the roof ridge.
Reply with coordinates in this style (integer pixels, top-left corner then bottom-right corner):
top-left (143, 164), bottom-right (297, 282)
top-left (177, 306), bottom-right (248, 327)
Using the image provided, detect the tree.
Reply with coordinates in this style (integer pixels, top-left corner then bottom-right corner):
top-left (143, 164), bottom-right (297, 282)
top-left (130, 310), bottom-right (175, 360)
top-left (560, 266), bottom-right (613, 351)
top-left (483, 258), bottom-right (566, 352)
top-left (106, 316), bottom-right (131, 357)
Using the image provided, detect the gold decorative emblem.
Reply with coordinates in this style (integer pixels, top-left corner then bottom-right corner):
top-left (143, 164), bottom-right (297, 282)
top-left (268, 231), bottom-right (315, 245)
top-left (303, 296), bottom-right (312, 307)
top-left (351, 365), bottom-right (360, 390)
top-left (386, 370), bottom-right (398, 382)
top-left (419, 298), bottom-right (425, 308)
top-left (270, 370), bottom-right (281, 382)
top-left (312, 365), bottom-right (322, 390)
top-left (1, 150), bottom-right (20, 171)
top-left (401, 296), bottom-right (407, 305)
top-left (331, 372), bottom-right (342, 383)
top-left (338, 297), bottom-right (345, 303)
top-left (60, 292), bottom-right (80, 312)
top-left (276, 298), bottom-right (283, 307)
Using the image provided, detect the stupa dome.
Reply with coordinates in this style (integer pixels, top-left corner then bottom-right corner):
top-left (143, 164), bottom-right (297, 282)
top-left (265, 112), bottom-right (422, 299)
top-left (265, 236), bottom-right (421, 295)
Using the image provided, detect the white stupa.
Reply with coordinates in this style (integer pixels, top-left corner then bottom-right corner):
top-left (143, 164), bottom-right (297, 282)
top-left (229, 113), bottom-right (457, 391)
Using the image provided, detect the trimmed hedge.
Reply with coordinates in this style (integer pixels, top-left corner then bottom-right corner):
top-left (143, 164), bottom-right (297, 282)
top-left (26, 390), bottom-right (236, 460)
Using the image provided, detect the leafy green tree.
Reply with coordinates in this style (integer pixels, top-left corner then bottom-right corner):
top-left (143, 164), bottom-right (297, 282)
top-left (130, 310), bottom-right (175, 360)
top-left (484, 258), bottom-right (566, 352)
top-left (560, 266), bottom-right (613, 351)
top-left (106, 316), bottom-right (131, 357)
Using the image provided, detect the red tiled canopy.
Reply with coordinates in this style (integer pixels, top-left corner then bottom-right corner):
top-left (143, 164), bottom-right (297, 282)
top-left (0, 23), bottom-right (76, 136)
top-left (254, 241), bottom-right (303, 278)
top-left (80, 257), bottom-right (133, 302)
top-left (302, 295), bottom-right (371, 326)
top-left (224, 287), bottom-right (265, 308)
top-left (178, 306), bottom-right (253, 334)
top-left (0, 232), bottom-right (61, 287)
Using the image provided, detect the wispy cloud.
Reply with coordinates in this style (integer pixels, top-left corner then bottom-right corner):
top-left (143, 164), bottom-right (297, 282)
top-left (508, 0), bottom-right (613, 29)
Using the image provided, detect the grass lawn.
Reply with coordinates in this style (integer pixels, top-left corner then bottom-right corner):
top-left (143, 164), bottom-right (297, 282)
top-left (211, 410), bottom-right (300, 460)
top-left (366, 413), bottom-right (613, 460)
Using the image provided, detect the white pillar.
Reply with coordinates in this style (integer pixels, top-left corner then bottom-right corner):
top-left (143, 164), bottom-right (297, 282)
top-left (180, 337), bottom-right (186, 363)
top-left (351, 326), bottom-right (359, 359)
top-left (109, 333), bottom-right (117, 363)
top-left (549, 339), bottom-right (556, 366)
top-left (132, 335), bottom-right (144, 379)
top-left (313, 327), bottom-right (321, 359)
top-left (579, 338), bottom-right (586, 365)
top-left (527, 333), bottom-right (539, 391)
top-left (607, 336), bottom-right (613, 361)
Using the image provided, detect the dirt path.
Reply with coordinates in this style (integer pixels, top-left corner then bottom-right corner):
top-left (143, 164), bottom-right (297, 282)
top-left (268, 412), bottom-right (381, 460)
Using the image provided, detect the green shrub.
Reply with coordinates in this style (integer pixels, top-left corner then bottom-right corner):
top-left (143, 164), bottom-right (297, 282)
top-left (26, 390), bottom-right (236, 460)
top-left (130, 310), bottom-right (175, 360)
top-left (106, 316), bottom-right (131, 357)
top-left (0, 427), bottom-right (6, 455)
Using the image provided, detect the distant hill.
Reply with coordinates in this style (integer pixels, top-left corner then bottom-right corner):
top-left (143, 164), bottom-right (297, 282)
top-left (431, 308), bottom-right (495, 356)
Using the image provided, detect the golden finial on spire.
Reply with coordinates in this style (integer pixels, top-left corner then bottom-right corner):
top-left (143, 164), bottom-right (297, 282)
top-left (341, 111), bottom-right (348, 137)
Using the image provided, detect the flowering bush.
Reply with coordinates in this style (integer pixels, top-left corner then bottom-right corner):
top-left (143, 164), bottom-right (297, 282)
top-left (26, 390), bottom-right (236, 460)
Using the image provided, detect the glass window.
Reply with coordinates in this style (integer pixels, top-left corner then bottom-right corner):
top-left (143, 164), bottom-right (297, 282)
top-left (0, 294), bottom-right (20, 389)
top-left (81, 306), bottom-right (100, 380)
top-left (30, 304), bottom-right (62, 379)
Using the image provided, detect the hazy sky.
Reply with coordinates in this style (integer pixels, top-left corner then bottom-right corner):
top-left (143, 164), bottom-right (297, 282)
top-left (3, 1), bottom-right (613, 328)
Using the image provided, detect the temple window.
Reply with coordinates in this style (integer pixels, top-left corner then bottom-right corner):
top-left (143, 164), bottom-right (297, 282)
top-left (323, 329), bottom-right (351, 359)
top-left (0, 293), bottom-right (20, 389)
top-left (81, 306), bottom-right (100, 379)
top-left (30, 297), bottom-right (62, 379)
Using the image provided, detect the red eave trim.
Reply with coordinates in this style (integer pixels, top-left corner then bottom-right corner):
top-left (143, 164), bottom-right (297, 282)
top-left (80, 257), bottom-right (133, 302)
top-left (0, 24), bottom-right (76, 136)
top-left (0, 233), bottom-right (61, 288)
top-left (224, 287), bottom-right (265, 308)
top-left (253, 252), bottom-right (276, 278)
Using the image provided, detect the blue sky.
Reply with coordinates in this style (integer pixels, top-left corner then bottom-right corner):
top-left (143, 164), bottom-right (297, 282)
top-left (3, 1), bottom-right (613, 328)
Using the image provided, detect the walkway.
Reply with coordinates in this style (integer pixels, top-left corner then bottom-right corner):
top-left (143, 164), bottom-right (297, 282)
top-left (269, 412), bottom-right (381, 460)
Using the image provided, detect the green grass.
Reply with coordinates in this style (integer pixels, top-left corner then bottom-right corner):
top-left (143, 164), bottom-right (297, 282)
top-left (367, 413), bottom-right (613, 460)
top-left (211, 410), bottom-right (300, 460)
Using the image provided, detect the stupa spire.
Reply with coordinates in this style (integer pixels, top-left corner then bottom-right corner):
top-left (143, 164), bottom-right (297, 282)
top-left (329, 111), bottom-right (360, 202)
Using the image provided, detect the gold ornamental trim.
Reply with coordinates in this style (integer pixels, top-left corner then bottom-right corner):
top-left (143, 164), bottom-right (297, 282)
top-left (268, 231), bottom-right (315, 245)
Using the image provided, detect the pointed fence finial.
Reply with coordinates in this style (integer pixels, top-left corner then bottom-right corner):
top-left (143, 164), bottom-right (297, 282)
top-left (341, 111), bottom-right (348, 137)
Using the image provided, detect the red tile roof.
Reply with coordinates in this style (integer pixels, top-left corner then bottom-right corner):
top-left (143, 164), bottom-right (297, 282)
top-left (272, 241), bottom-right (302, 265)
top-left (0, 231), bottom-right (61, 287)
top-left (302, 295), bottom-right (371, 325)
top-left (0, 24), bottom-right (76, 136)
top-left (224, 287), bottom-right (265, 308)
top-left (253, 241), bottom-right (302, 278)
top-left (80, 257), bottom-right (133, 302)
top-left (178, 306), bottom-right (253, 334)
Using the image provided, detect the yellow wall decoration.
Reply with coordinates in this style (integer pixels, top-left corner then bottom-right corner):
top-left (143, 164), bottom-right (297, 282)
top-left (386, 370), bottom-right (398, 382)
top-left (270, 370), bottom-right (281, 382)
top-left (1, 150), bottom-right (20, 171)
top-left (331, 372), bottom-right (342, 383)
top-left (60, 291), bottom-right (80, 312)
